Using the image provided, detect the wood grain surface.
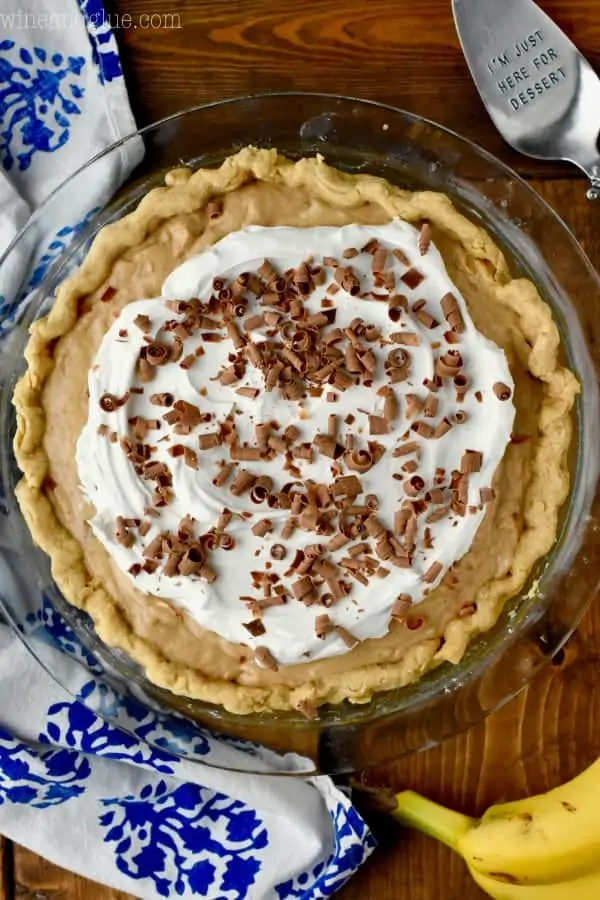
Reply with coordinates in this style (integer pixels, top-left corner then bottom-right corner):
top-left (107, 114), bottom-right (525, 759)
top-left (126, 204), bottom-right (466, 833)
top-left (3, 1), bottom-right (600, 898)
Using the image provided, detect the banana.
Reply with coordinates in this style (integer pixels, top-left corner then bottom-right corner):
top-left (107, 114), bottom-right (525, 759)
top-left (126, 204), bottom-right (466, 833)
top-left (391, 759), bottom-right (600, 887)
top-left (468, 865), bottom-right (600, 900)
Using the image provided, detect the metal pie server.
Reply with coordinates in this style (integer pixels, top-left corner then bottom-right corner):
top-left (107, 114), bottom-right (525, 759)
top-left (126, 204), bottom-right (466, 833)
top-left (452, 0), bottom-right (600, 198)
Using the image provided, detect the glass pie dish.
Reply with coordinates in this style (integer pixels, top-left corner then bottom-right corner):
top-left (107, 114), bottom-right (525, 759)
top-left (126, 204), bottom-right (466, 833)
top-left (0, 93), bottom-right (599, 776)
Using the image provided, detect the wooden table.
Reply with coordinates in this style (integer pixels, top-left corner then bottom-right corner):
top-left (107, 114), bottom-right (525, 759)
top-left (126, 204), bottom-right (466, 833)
top-left (3, 1), bottom-right (600, 897)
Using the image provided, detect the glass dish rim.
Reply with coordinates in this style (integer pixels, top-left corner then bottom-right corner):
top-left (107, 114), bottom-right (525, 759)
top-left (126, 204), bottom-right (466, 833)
top-left (2, 90), bottom-right (599, 287)
top-left (1, 92), bottom-right (599, 767)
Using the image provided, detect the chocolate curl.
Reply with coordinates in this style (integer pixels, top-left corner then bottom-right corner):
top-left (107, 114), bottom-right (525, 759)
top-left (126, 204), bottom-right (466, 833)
top-left (380, 386), bottom-right (398, 422)
top-left (219, 365), bottom-right (242, 386)
top-left (315, 614), bottom-right (334, 639)
top-left (344, 448), bottom-right (373, 473)
top-left (391, 594), bottom-right (413, 621)
top-left (394, 507), bottom-right (411, 536)
top-left (453, 373), bottom-right (469, 402)
top-left (334, 265), bottom-right (361, 296)
top-left (405, 394), bottom-right (424, 420)
top-left (332, 475), bottom-right (362, 498)
top-left (415, 308), bottom-right (439, 329)
top-left (230, 445), bottom-right (263, 462)
top-left (423, 394), bottom-right (438, 418)
top-left (404, 475), bottom-right (425, 498)
top-left (230, 469), bottom-right (256, 496)
top-left (235, 387), bottom-right (260, 400)
top-left (99, 393), bottom-right (121, 412)
top-left (292, 575), bottom-right (316, 601)
top-left (327, 532), bottom-right (348, 552)
top-left (372, 247), bottom-right (388, 274)
top-left (423, 561), bottom-right (443, 584)
top-left (480, 487), bottom-right (496, 503)
top-left (391, 331), bottom-right (419, 346)
top-left (180, 354), bottom-right (197, 371)
top-left (145, 341), bottom-right (170, 367)
top-left (314, 434), bottom-right (338, 459)
top-left (226, 321), bottom-right (245, 349)
top-left (441, 292), bottom-right (465, 334)
top-left (388, 295), bottom-right (406, 323)
top-left (334, 625), bottom-right (359, 649)
top-left (251, 519), bottom-right (273, 537)
top-left (254, 647), bottom-right (278, 671)
top-left (426, 505), bottom-right (450, 524)
top-left (392, 441), bottom-right (420, 458)
top-left (418, 222), bottom-right (432, 256)
top-left (179, 546), bottom-right (205, 575)
top-left (364, 515), bottom-right (385, 540)
top-left (461, 449), bottom-right (483, 474)
top-left (411, 421), bottom-right (434, 438)
top-left (332, 369), bottom-right (354, 391)
top-left (198, 431), bottom-right (222, 450)
top-left (433, 417), bottom-right (452, 439)
top-left (453, 410), bottom-right (468, 425)
top-left (115, 516), bottom-right (134, 548)
top-left (368, 415), bottom-right (388, 436)
top-left (426, 488), bottom-right (445, 505)
top-left (493, 381), bottom-right (512, 401)
top-left (133, 314), bottom-right (151, 333)
top-left (244, 313), bottom-right (265, 332)
top-left (250, 475), bottom-right (273, 504)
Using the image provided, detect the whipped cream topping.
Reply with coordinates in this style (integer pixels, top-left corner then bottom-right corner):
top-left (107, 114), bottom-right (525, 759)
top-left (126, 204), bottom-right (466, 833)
top-left (76, 221), bottom-right (515, 668)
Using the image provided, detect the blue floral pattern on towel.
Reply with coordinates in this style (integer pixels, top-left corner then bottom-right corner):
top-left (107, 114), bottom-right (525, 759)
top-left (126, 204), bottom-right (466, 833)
top-left (274, 799), bottom-right (376, 899)
top-left (0, 40), bottom-right (85, 171)
top-left (0, 207), bottom-right (99, 332)
top-left (99, 780), bottom-right (268, 898)
top-left (25, 593), bottom-right (102, 672)
top-left (77, 0), bottom-right (123, 84)
top-left (0, 725), bottom-right (91, 808)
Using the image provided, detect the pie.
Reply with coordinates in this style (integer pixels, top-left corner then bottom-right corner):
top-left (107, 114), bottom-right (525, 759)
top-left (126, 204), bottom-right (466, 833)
top-left (13, 148), bottom-right (579, 716)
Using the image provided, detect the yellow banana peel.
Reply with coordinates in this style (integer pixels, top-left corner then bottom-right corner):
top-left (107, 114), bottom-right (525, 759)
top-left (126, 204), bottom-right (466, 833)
top-left (389, 761), bottom-right (600, 900)
top-left (468, 865), bottom-right (600, 900)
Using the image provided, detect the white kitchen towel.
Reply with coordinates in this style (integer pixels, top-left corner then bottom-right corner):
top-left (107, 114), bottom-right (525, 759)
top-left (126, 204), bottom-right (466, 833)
top-left (0, 0), bottom-right (141, 333)
top-left (0, 3), bottom-right (376, 898)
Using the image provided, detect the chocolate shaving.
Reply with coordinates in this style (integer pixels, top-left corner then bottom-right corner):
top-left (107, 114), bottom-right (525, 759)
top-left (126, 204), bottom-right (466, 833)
top-left (401, 267), bottom-right (425, 289)
top-left (423, 561), bottom-right (443, 584)
top-left (461, 449), bottom-right (483, 474)
top-left (480, 487), bottom-right (496, 503)
top-left (315, 614), bottom-right (333, 639)
top-left (251, 519), bottom-right (273, 537)
top-left (453, 374), bottom-right (469, 402)
top-left (254, 647), bottom-right (278, 670)
top-left (423, 394), bottom-right (438, 418)
top-left (418, 222), bottom-right (432, 256)
top-left (441, 292), bottom-right (465, 334)
top-left (198, 431), bottom-right (222, 450)
top-left (243, 619), bottom-right (266, 637)
top-left (493, 381), bottom-right (512, 401)
top-left (99, 392), bottom-right (127, 412)
top-left (230, 469), bottom-right (256, 496)
top-left (391, 594), bottom-right (412, 619)
top-left (368, 415), bottom-right (388, 436)
top-left (433, 417), bottom-right (452, 439)
top-left (334, 625), bottom-right (359, 649)
top-left (235, 387), bottom-right (260, 399)
top-left (115, 516), bottom-right (134, 548)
